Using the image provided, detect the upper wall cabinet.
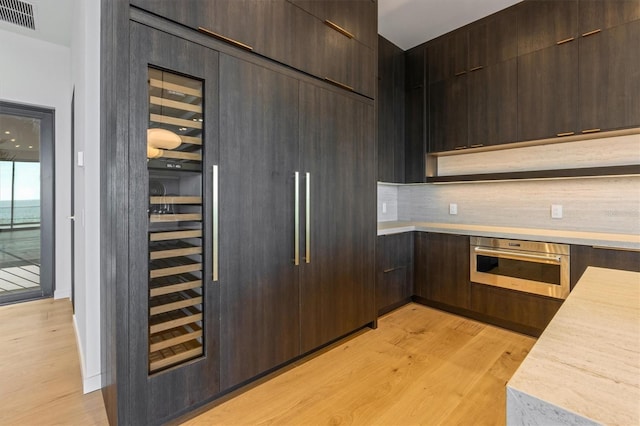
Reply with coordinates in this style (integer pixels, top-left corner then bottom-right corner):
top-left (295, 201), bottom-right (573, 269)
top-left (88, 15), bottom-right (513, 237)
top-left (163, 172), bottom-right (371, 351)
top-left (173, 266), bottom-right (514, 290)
top-left (578, 0), bottom-right (640, 34)
top-left (468, 9), bottom-right (518, 70)
top-left (288, 0), bottom-right (378, 49)
top-left (405, 46), bottom-right (426, 182)
top-left (129, 0), bottom-right (376, 98)
top-left (517, 0), bottom-right (578, 56)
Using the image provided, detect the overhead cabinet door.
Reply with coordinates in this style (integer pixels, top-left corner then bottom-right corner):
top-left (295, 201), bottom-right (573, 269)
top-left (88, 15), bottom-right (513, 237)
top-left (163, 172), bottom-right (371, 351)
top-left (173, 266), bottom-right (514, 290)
top-left (299, 83), bottom-right (376, 353)
top-left (128, 22), bottom-right (220, 424)
top-left (218, 54), bottom-right (301, 389)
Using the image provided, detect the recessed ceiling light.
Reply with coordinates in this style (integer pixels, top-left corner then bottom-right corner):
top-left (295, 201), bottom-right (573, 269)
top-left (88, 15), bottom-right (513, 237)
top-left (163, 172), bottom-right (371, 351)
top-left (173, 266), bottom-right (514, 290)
top-left (15, 145), bottom-right (20, 148)
top-left (28, 145), bottom-right (33, 149)
top-left (4, 131), bottom-right (10, 135)
top-left (10, 138), bottom-right (15, 142)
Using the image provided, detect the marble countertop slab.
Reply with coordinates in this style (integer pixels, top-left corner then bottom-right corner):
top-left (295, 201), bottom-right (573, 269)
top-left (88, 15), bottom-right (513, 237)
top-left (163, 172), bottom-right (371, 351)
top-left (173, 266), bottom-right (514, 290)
top-left (506, 267), bottom-right (640, 425)
top-left (377, 221), bottom-right (640, 250)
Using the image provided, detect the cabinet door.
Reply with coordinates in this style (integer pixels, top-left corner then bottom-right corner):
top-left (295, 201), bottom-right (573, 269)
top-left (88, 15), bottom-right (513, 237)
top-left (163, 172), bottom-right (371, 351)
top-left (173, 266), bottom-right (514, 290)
top-left (468, 58), bottom-right (518, 147)
top-left (218, 54), bottom-right (301, 389)
top-left (570, 245), bottom-right (640, 289)
top-left (128, 23), bottom-right (220, 424)
top-left (517, 0), bottom-right (578, 56)
top-left (405, 86), bottom-right (426, 180)
top-left (289, 0), bottom-right (378, 49)
top-left (578, 0), bottom-right (640, 35)
top-left (415, 233), bottom-right (470, 309)
top-left (299, 83), bottom-right (376, 353)
top-left (378, 36), bottom-right (406, 183)
top-left (518, 42), bottom-right (579, 141)
top-left (468, 9), bottom-right (518, 70)
top-left (579, 20), bottom-right (640, 133)
top-left (429, 75), bottom-right (468, 152)
top-left (376, 233), bottom-right (414, 313)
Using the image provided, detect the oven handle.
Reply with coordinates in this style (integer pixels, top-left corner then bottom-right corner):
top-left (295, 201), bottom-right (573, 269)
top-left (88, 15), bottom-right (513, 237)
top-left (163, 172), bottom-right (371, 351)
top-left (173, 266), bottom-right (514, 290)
top-left (474, 247), bottom-right (562, 265)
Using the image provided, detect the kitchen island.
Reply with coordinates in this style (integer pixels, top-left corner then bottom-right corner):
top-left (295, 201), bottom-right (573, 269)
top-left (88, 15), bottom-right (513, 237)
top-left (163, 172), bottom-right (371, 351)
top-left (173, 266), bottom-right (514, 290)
top-left (506, 267), bottom-right (640, 425)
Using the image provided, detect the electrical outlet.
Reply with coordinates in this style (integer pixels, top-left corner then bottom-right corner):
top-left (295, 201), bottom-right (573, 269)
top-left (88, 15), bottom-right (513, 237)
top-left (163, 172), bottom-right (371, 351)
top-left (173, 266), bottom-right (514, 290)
top-left (449, 203), bottom-right (458, 215)
top-left (551, 204), bottom-right (563, 219)
top-left (382, 202), bottom-right (387, 214)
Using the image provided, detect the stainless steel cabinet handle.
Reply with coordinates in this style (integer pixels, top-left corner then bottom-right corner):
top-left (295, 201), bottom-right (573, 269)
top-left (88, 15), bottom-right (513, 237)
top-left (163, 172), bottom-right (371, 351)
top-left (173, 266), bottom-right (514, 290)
top-left (294, 171), bottom-right (300, 266)
top-left (474, 247), bottom-right (561, 265)
top-left (305, 172), bottom-right (310, 264)
top-left (213, 165), bottom-right (219, 282)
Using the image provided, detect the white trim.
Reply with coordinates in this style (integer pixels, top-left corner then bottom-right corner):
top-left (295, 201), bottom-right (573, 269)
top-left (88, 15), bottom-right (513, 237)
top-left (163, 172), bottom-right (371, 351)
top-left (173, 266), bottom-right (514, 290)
top-left (72, 313), bottom-right (102, 393)
top-left (54, 288), bottom-right (71, 299)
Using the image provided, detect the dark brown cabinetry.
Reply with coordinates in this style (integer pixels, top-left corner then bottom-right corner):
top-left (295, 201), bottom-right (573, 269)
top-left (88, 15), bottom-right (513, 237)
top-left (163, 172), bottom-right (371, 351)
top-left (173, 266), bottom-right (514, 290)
top-left (578, 0), bottom-right (640, 34)
top-left (376, 233), bottom-right (414, 314)
top-left (129, 0), bottom-right (375, 98)
top-left (378, 35), bottom-right (405, 183)
top-left (299, 82), bottom-right (376, 353)
top-left (579, 20), bottom-right (640, 134)
top-left (517, 41), bottom-right (579, 141)
top-left (414, 232), bottom-right (470, 310)
top-left (404, 46), bottom-right (426, 182)
top-left (218, 54), bottom-right (301, 389)
top-left (570, 245), bottom-right (640, 289)
top-left (517, 0), bottom-right (578, 56)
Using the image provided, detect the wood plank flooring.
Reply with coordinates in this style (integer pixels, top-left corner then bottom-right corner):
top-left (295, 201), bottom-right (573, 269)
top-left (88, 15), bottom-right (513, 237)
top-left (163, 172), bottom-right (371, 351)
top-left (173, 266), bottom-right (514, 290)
top-left (0, 300), bottom-right (535, 426)
top-left (0, 298), bottom-right (108, 425)
top-left (179, 304), bottom-right (535, 425)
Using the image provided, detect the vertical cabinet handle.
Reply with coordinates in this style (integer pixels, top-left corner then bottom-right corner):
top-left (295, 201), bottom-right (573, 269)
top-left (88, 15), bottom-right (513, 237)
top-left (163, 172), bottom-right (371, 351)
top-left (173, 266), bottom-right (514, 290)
top-left (294, 171), bottom-right (300, 266)
top-left (212, 165), bottom-right (219, 282)
top-left (305, 172), bottom-right (310, 264)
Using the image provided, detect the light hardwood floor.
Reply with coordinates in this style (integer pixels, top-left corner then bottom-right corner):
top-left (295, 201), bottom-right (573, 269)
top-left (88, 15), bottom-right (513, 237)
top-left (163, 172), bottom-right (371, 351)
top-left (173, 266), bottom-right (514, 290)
top-left (0, 300), bottom-right (535, 426)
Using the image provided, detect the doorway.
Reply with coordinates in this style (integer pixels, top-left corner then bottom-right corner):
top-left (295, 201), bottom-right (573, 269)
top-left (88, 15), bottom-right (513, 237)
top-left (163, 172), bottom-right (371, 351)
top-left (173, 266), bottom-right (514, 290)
top-left (0, 101), bottom-right (55, 305)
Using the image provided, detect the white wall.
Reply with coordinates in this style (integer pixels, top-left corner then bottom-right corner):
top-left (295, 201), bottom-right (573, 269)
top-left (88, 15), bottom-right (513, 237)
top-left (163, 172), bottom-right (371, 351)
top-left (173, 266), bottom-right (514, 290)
top-left (70, 0), bottom-right (102, 393)
top-left (0, 29), bottom-right (72, 300)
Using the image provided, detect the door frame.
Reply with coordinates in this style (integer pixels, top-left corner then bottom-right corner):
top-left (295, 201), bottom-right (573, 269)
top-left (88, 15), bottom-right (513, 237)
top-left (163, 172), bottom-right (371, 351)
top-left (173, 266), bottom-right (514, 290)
top-left (0, 100), bottom-right (55, 304)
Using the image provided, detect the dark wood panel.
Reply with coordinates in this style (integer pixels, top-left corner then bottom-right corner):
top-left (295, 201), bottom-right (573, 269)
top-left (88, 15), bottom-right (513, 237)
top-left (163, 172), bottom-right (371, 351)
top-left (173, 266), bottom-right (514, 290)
top-left (414, 233), bottom-right (470, 309)
top-left (219, 54), bottom-right (301, 389)
top-left (570, 245), bottom-right (640, 289)
top-left (470, 283), bottom-right (563, 335)
top-left (288, 0), bottom-right (378, 49)
top-left (579, 20), bottom-right (640, 133)
top-left (377, 35), bottom-right (405, 183)
top-left (468, 8), bottom-right (518, 69)
top-left (428, 75), bottom-right (468, 152)
top-left (406, 46), bottom-right (425, 88)
top-left (517, 41), bottom-right (579, 142)
top-left (517, 0), bottom-right (578, 56)
top-left (376, 233), bottom-right (414, 313)
top-left (128, 22), bottom-right (221, 424)
top-left (468, 58), bottom-right (517, 147)
top-left (578, 0), bottom-right (640, 34)
top-left (299, 83), bottom-right (376, 354)
top-left (405, 86), bottom-right (426, 182)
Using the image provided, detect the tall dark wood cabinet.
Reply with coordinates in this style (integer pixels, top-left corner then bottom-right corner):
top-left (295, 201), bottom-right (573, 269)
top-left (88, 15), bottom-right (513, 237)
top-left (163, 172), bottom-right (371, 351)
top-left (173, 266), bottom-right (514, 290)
top-left (124, 22), bottom-right (221, 424)
top-left (218, 55), bottom-right (301, 389)
top-left (299, 82), bottom-right (376, 353)
top-left (377, 35), bottom-right (405, 183)
top-left (404, 46), bottom-right (426, 182)
top-left (102, 2), bottom-right (376, 424)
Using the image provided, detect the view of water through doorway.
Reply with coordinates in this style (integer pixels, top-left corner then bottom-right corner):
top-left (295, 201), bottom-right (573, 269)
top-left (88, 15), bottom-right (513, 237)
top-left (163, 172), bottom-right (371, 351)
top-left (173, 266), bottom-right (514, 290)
top-left (0, 101), bottom-right (54, 304)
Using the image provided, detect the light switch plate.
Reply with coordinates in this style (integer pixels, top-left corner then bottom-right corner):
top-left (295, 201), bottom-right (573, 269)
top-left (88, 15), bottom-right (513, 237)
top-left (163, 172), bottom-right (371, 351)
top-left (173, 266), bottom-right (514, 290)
top-left (551, 204), bottom-right (563, 219)
top-left (382, 202), bottom-right (387, 214)
top-left (449, 203), bottom-right (458, 215)
top-left (77, 151), bottom-right (84, 167)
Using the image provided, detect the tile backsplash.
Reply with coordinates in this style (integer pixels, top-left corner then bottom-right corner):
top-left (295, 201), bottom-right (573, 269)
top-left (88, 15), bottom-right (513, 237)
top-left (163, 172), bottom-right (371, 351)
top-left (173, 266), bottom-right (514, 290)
top-left (377, 183), bottom-right (398, 222)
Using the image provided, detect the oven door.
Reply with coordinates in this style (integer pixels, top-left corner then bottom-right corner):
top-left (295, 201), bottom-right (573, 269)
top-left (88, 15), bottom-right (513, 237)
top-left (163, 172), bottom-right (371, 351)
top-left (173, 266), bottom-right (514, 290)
top-left (470, 244), bottom-right (570, 299)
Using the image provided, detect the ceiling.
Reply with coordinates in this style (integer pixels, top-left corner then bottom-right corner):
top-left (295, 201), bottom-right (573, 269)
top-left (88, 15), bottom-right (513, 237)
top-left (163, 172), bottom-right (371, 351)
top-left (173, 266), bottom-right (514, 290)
top-left (0, 0), bottom-right (73, 47)
top-left (378, 0), bottom-right (522, 50)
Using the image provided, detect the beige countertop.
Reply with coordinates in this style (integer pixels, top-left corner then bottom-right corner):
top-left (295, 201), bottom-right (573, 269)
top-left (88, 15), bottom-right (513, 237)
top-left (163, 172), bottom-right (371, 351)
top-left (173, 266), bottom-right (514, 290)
top-left (506, 267), bottom-right (640, 425)
top-left (377, 221), bottom-right (640, 250)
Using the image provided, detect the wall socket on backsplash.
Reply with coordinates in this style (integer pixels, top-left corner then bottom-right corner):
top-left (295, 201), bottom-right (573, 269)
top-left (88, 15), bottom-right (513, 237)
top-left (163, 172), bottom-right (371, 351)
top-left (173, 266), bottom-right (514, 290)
top-left (551, 204), bottom-right (563, 219)
top-left (449, 203), bottom-right (458, 215)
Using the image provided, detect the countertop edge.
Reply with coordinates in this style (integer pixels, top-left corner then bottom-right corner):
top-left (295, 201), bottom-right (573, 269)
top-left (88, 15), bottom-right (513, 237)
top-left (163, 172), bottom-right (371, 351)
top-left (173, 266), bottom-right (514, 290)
top-left (377, 221), bottom-right (640, 250)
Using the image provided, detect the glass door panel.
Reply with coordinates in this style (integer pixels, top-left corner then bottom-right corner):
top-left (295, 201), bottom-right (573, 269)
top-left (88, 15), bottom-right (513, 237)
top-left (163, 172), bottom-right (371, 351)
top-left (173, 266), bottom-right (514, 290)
top-left (147, 68), bottom-right (205, 373)
top-left (0, 109), bottom-right (50, 304)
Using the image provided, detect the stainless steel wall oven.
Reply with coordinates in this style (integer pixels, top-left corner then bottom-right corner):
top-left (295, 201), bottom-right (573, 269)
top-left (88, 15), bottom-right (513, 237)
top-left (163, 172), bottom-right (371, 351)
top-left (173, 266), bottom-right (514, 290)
top-left (470, 237), bottom-right (570, 299)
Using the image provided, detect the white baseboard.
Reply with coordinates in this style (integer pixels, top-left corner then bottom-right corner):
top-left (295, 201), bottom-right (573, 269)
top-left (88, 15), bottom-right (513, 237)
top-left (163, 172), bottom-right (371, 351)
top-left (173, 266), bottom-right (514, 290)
top-left (54, 288), bottom-right (71, 299)
top-left (72, 314), bottom-right (103, 394)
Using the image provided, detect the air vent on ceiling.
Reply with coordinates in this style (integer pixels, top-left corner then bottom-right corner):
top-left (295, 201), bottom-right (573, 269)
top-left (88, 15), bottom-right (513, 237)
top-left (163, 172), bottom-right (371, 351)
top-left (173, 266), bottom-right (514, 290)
top-left (0, 0), bottom-right (35, 30)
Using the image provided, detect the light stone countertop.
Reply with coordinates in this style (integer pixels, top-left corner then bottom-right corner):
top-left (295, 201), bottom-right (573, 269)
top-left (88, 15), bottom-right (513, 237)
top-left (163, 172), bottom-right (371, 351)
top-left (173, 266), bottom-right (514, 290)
top-left (506, 267), bottom-right (640, 425)
top-left (377, 221), bottom-right (640, 250)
